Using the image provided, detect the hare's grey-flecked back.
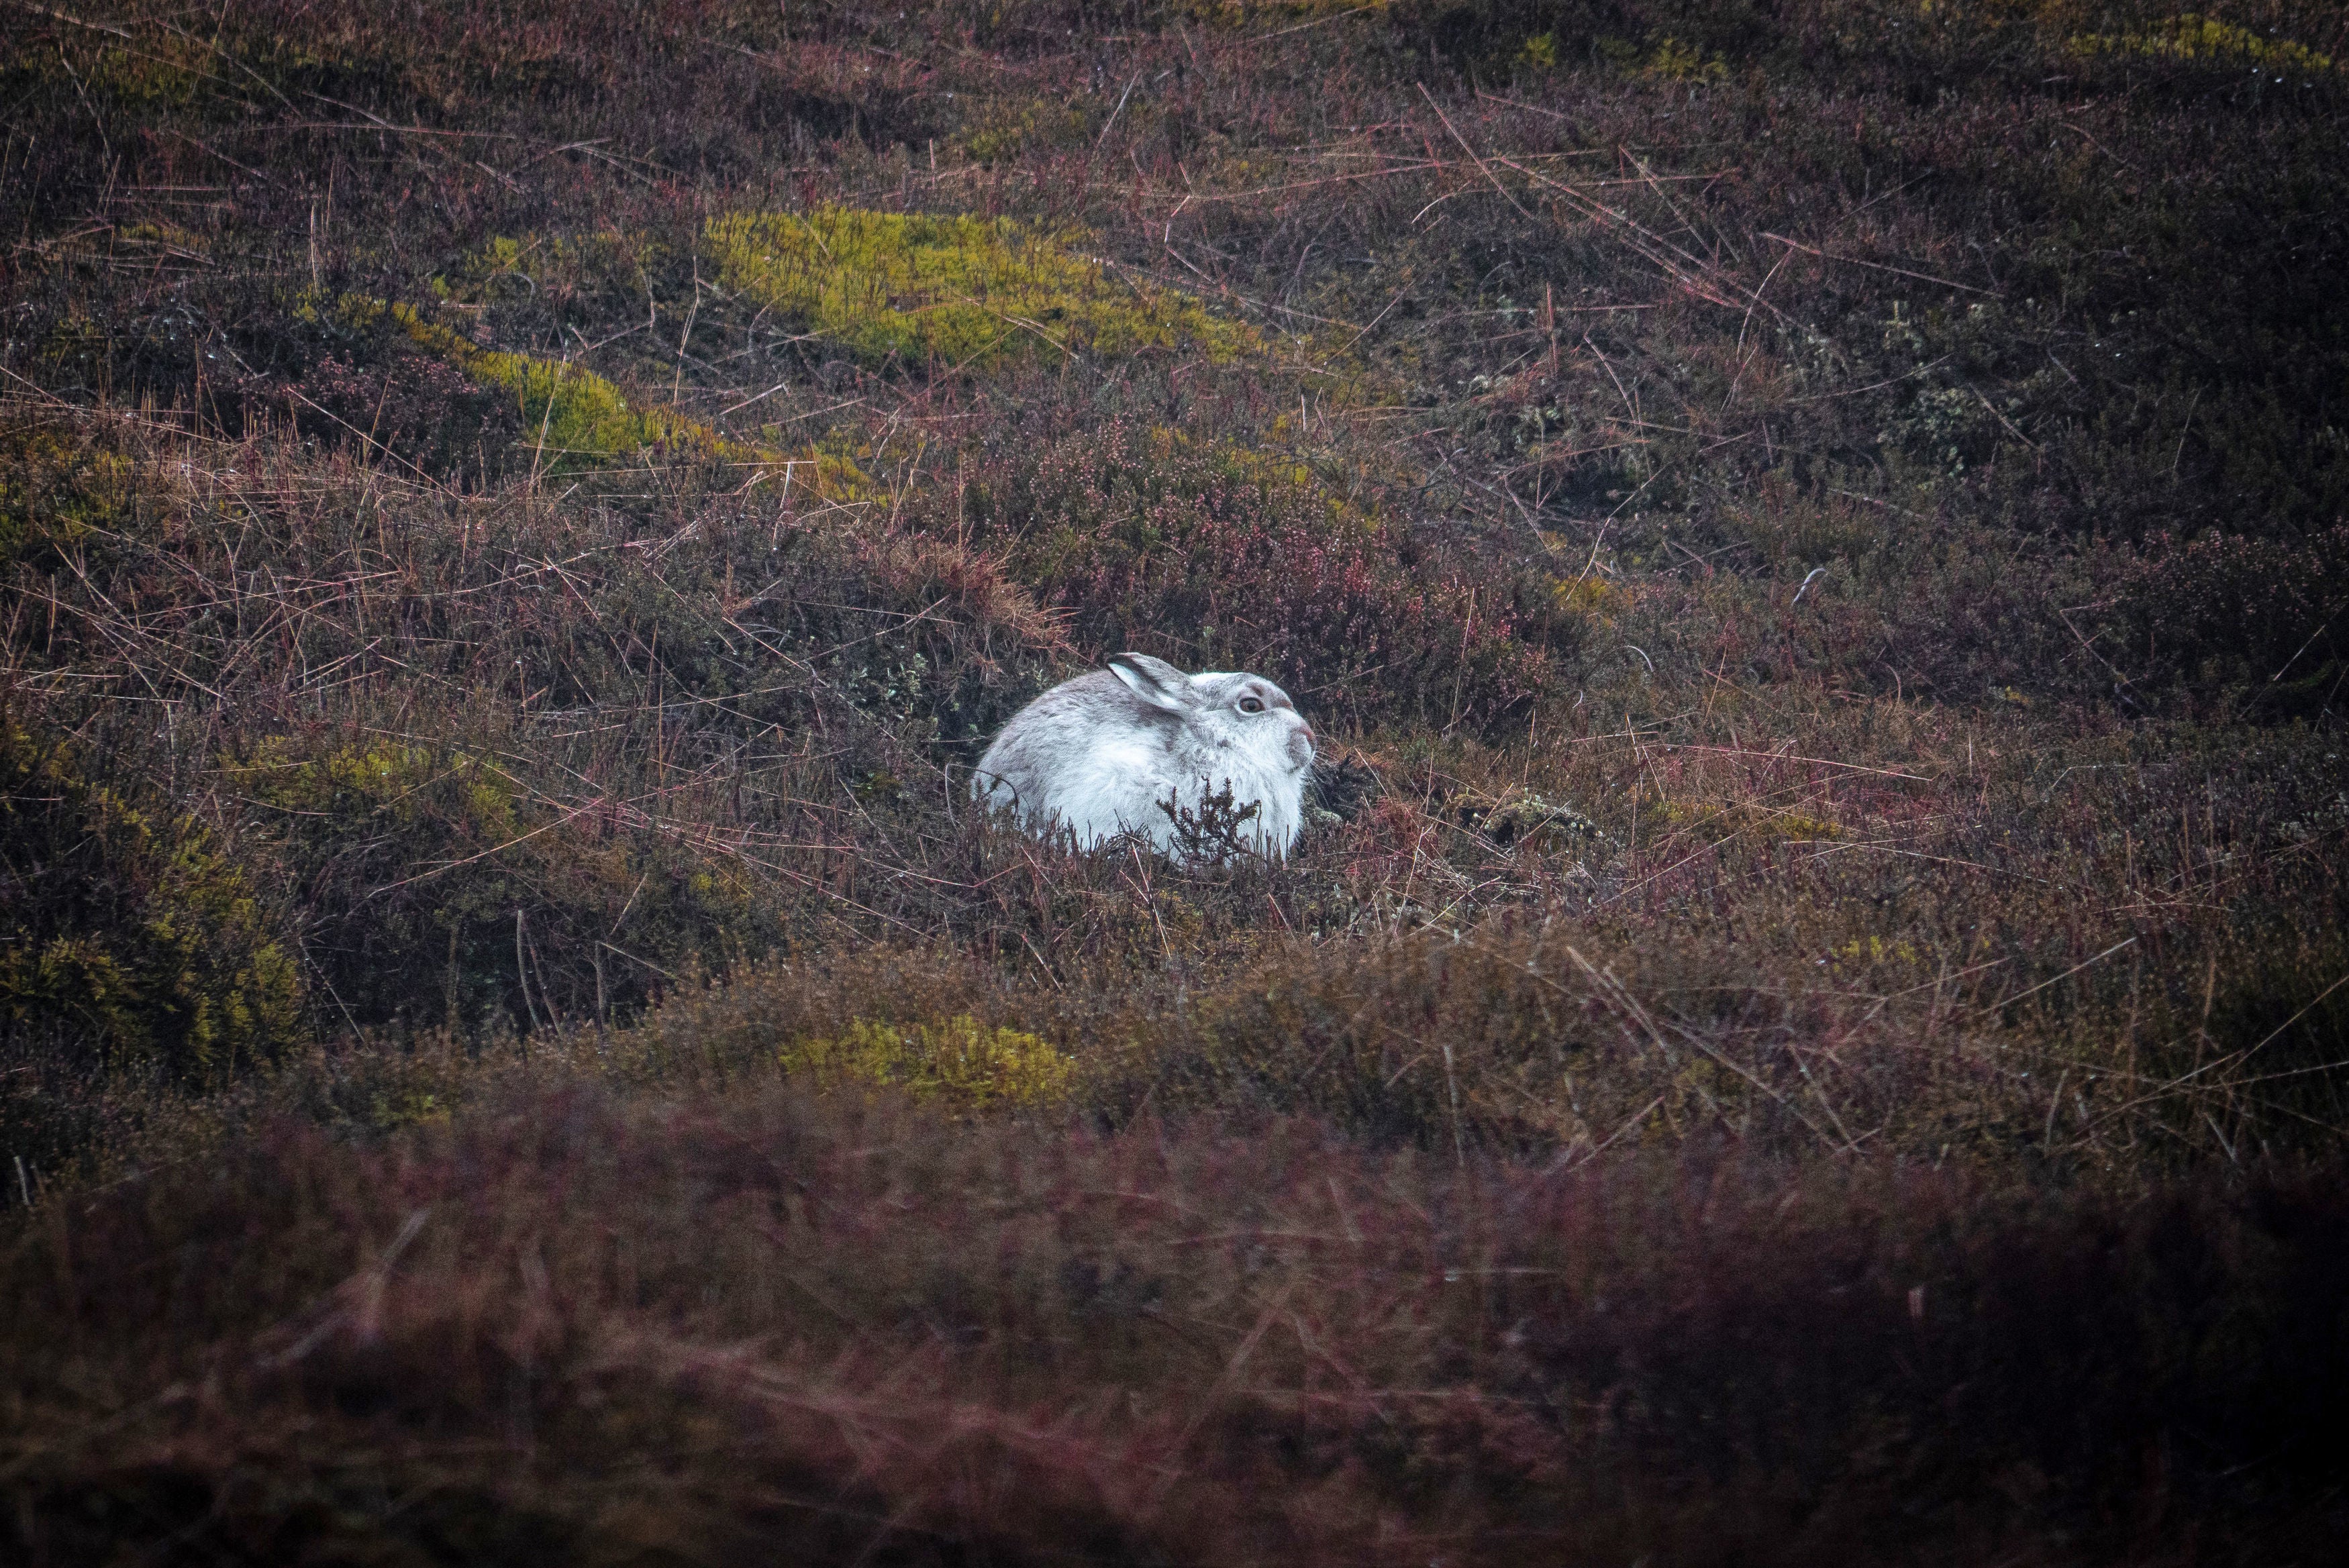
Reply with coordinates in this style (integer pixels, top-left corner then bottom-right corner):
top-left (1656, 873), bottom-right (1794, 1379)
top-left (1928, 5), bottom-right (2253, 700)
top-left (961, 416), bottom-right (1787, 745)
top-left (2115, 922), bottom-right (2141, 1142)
top-left (971, 653), bottom-right (1315, 857)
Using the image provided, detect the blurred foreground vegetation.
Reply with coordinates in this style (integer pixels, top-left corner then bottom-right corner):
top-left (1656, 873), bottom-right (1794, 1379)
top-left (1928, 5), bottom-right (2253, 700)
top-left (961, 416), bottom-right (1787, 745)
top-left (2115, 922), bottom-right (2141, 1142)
top-left (3, 1), bottom-right (2347, 1561)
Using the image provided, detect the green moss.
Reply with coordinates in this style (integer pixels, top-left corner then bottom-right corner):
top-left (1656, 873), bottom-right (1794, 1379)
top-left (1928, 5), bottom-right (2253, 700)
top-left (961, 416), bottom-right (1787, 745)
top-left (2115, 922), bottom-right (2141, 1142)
top-left (385, 301), bottom-right (721, 466)
top-left (1, 720), bottom-right (302, 1075)
top-left (68, 42), bottom-right (203, 108)
top-left (0, 425), bottom-right (142, 564)
top-left (1644, 36), bottom-right (1730, 83)
top-left (301, 289), bottom-right (866, 494)
top-left (955, 97), bottom-right (1091, 164)
top-left (780, 1016), bottom-right (1077, 1109)
top-left (428, 229), bottom-right (669, 319)
top-left (1551, 574), bottom-right (1626, 617)
top-left (2070, 14), bottom-right (2337, 74)
top-left (471, 347), bottom-right (705, 461)
top-left (226, 735), bottom-right (774, 1037)
top-left (230, 738), bottom-right (521, 846)
top-left (224, 737), bottom-right (533, 1031)
top-left (432, 233), bottom-right (548, 301)
top-left (706, 207), bottom-right (1262, 372)
top-left (1650, 797), bottom-right (1845, 845)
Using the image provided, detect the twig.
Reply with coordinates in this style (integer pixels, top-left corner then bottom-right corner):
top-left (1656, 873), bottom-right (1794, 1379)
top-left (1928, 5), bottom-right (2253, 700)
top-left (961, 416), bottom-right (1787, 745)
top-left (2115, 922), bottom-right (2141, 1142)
top-left (1759, 231), bottom-right (1995, 296)
top-left (1979, 938), bottom-right (2138, 1017)
top-left (1095, 70), bottom-right (1141, 149)
top-left (9, 0), bottom-right (131, 38)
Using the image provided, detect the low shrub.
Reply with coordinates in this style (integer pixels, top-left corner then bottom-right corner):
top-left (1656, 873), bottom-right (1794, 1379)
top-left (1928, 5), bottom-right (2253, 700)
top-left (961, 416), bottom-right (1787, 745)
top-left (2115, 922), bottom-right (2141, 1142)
top-left (2117, 524), bottom-right (2349, 715)
top-left (7, 1081), bottom-right (2347, 1566)
top-left (285, 348), bottom-right (523, 478)
top-left (4, 5), bottom-right (2349, 1552)
top-left (945, 417), bottom-right (1576, 732)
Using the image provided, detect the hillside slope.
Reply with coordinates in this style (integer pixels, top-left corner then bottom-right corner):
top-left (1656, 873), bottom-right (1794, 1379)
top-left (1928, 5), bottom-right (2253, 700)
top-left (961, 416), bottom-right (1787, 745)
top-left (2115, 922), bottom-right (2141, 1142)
top-left (3, 2), bottom-right (2347, 1561)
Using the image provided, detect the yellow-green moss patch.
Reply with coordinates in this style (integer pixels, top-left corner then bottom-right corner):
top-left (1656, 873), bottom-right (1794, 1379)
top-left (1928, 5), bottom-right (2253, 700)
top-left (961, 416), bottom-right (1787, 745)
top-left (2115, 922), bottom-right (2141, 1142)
top-left (0, 425), bottom-right (141, 564)
top-left (1, 720), bottom-right (302, 1075)
top-left (307, 290), bottom-right (864, 495)
top-left (2070, 14), bottom-right (2337, 74)
top-left (779, 1015), bottom-right (1077, 1109)
top-left (226, 737), bottom-right (521, 845)
top-left (954, 97), bottom-right (1093, 164)
top-left (389, 301), bottom-right (726, 466)
top-left (706, 207), bottom-right (1262, 372)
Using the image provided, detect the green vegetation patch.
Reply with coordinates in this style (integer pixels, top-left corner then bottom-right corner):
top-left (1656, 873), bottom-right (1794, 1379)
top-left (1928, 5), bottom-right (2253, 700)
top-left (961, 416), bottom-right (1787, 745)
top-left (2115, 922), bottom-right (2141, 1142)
top-left (954, 96), bottom-right (1093, 164)
top-left (1, 719), bottom-right (301, 1076)
top-left (707, 207), bottom-right (1262, 372)
top-left (386, 301), bottom-right (726, 467)
top-left (296, 288), bottom-right (866, 493)
top-left (0, 425), bottom-right (139, 565)
top-left (2070, 13), bottom-right (2339, 74)
top-left (226, 735), bottom-right (766, 1038)
top-left (780, 1015), bottom-right (1076, 1109)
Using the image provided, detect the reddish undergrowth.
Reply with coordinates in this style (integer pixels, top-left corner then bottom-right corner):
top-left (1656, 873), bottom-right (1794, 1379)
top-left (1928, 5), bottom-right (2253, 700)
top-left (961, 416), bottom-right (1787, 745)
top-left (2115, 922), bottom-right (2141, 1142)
top-left (9, 1081), bottom-right (2348, 1566)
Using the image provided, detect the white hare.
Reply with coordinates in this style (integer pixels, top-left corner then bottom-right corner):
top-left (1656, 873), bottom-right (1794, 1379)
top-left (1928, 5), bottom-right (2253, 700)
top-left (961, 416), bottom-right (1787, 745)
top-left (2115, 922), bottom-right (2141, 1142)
top-left (971, 653), bottom-right (1317, 857)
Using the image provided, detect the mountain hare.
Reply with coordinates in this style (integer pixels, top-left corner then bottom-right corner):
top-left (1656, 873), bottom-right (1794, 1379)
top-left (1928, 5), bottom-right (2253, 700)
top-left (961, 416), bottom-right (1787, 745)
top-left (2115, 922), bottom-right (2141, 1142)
top-left (972, 653), bottom-right (1316, 857)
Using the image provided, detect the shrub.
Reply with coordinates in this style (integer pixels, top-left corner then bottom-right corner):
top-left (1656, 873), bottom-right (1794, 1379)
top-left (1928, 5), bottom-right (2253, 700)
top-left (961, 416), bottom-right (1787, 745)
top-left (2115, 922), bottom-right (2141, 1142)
top-left (2117, 524), bottom-right (2349, 713)
top-left (286, 349), bottom-right (522, 477)
top-left (9, 1082), bottom-right (2348, 1566)
top-left (946, 418), bottom-right (1573, 732)
top-left (224, 735), bottom-right (768, 1037)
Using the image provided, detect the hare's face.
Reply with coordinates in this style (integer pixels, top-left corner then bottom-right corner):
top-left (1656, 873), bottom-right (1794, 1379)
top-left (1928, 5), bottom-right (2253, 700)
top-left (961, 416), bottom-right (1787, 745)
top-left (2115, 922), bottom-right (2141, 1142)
top-left (1191, 672), bottom-right (1316, 776)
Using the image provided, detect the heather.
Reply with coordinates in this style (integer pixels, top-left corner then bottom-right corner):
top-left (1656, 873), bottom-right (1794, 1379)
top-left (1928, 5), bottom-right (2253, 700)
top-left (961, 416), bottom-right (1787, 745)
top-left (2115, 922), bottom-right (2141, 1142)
top-left (9, 1079), bottom-right (2348, 1565)
top-left (4, 0), bottom-right (2348, 1561)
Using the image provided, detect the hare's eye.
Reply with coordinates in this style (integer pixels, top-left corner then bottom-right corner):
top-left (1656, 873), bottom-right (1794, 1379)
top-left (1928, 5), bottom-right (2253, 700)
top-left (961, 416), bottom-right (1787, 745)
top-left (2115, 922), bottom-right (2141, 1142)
top-left (1238, 696), bottom-right (1264, 714)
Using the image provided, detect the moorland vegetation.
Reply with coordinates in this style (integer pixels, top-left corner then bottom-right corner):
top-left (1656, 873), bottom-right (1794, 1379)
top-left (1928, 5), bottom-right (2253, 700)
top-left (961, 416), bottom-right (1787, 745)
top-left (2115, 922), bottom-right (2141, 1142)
top-left (3, 1), bottom-right (2348, 1561)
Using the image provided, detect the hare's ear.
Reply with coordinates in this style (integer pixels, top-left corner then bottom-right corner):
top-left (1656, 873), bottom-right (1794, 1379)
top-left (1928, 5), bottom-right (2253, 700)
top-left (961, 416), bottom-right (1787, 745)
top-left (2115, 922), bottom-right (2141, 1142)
top-left (1107, 652), bottom-right (1192, 714)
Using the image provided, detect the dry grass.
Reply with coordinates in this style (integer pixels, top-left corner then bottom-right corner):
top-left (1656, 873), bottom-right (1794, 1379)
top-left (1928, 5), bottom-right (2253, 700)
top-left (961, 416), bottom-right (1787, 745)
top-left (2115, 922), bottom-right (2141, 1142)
top-left (9, 1076), bottom-right (2349, 1567)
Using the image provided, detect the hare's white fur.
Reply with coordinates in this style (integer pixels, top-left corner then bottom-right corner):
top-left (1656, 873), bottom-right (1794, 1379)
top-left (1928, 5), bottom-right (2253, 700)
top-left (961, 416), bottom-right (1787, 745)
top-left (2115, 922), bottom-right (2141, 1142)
top-left (971, 653), bottom-right (1316, 857)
